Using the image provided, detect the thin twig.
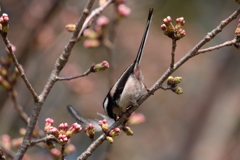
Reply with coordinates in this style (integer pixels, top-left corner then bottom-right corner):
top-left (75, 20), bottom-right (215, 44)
top-left (77, 0), bottom-right (115, 39)
top-left (0, 33), bottom-right (39, 102)
top-left (56, 67), bottom-right (93, 81)
top-left (0, 142), bottom-right (15, 159)
top-left (61, 144), bottom-right (65, 160)
top-left (30, 135), bottom-right (58, 146)
top-left (76, 6), bottom-right (240, 160)
top-left (198, 38), bottom-right (236, 54)
top-left (14, 1), bottom-right (96, 159)
top-left (170, 39), bottom-right (177, 69)
top-left (8, 89), bottom-right (28, 124)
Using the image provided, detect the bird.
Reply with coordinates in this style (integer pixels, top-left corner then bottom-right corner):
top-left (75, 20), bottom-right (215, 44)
top-left (103, 8), bottom-right (153, 120)
top-left (67, 8), bottom-right (153, 127)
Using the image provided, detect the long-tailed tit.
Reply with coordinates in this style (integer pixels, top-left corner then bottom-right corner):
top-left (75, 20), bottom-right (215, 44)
top-left (103, 8), bottom-right (153, 120)
top-left (67, 9), bottom-right (153, 127)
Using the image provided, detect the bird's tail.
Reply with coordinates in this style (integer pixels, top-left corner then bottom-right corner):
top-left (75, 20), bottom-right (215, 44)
top-left (134, 8), bottom-right (153, 66)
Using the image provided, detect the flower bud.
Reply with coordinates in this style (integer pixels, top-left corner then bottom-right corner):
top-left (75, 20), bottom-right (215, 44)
top-left (92, 61), bottom-right (110, 72)
top-left (83, 29), bottom-right (98, 39)
top-left (51, 148), bottom-right (61, 157)
top-left (122, 126), bottom-right (134, 136)
top-left (58, 134), bottom-right (69, 145)
top-left (176, 30), bottom-right (186, 39)
top-left (19, 128), bottom-right (26, 136)
top-left (99, 0), bottom-right (107, 6)
top-left (65, 144), bottom-right (76, 154)
top-left (44, 118), bottom-right (54, 131)
top-left (117, 4), bottom-right (131, 17)
top-left (175, 17), bottom-right (185, 30)
top-left (66, 123), bottom-right (82, 137)
top-left (0, 65), bottom-right (8, 77)
top-left (235, 19), bottom-right (240, 35)
top-left (173, 76), bottom-right (182, 84)
top-left (172, 87), bottom-right (183, 95)
top-left (128, 112), bottom-right (145, 125)
top-left (58, 123), bottom-right (69, 133)
top-left (0, 13), bottom-right (9, 33)
top-left (167, 76), bottom-right (174, 86)
top-left (83, 39), bottom-right (100, 48)
top-left (99, 119), bottom-right (109, 132)
top-left (108, 128), bottom-right (121, 137)
top-left (49, 126), bottom-right (60, 137)
top-left (96, 16), bottom-right (109, 27)
top-left (65, 24), bottom-right (76, 32)
top-left (84, 124), bottom-right (95, 141)
top-left (106, 136), bottom-right (114, 144)
top-left (0, 76), bottom-right (11, 90)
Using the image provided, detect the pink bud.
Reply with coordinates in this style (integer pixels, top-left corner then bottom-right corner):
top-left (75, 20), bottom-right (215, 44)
top-left (45, 118), bottom-right (54, 126)
top-left (160, 24), bottom-right (167, 31)
top-left (58, 123), bottom-right (69, 132)
top-left (97, 16), bottom-right (109, 26)
top-left (117, 4), bottom-right (131, 17)
top-left (51, 148), bottom-right (61, 156)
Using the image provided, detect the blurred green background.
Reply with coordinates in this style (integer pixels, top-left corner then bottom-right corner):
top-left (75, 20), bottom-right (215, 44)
top-left (0, 0), bottom-right (240, 160)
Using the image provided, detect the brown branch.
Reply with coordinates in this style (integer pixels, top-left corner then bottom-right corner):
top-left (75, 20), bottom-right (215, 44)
top-left (8, 89), bottom-right (29, 124)
top-left (198, 38), bottom-right (236, 54)
top-left (0, 142), bottom-right (15, 159)
top-left (77, 0), bottom-right (115, 40)
top-left (0, 33), bottom-right (39, 102)
top-left (170, 39), bottom-right (177, 69)
top-left (141, 6), bottom-right (240, 100)
top-left (61, 144), bottom-right (66, 160)
top-left (30, 135), bottom-right (57, 146)
top-left (14, 0), bottom-right (96, 159)
top-left (76, 6), bottom-right (240, 160)
top-left (56, 66), bottom-right (94, 81)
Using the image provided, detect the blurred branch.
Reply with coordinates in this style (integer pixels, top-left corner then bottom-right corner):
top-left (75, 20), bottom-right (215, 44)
top-left (77, 0), bottom-right (115, 40)
top-left (14, 0), bottom-right (96, 159)
top-left (0, 33), bottom-right (39, 102)
top-left (0, 143), bottom-right (15, 159)
top-left (8, 90), bottom-right (29, 124)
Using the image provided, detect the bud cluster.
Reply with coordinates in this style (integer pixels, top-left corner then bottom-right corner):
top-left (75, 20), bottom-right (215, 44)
top-left (161, 16), bottom-right (186, 40)
top-left (44, 118), bottom-right (82, 145)
top-left (91, 60), bottom-right (110, 72)
top-left (100, 0), bottom-right (131, 20)
top-left (167, 76), bottom-right (183, 94)
top-left (105, 127), bottom-right (121, 144)
top-left (0, 45), bottom-right (19, 91)
top-left (98, 119), bottom-right (109, 132)
top-left (0, 13), bottom-right (9, 33)
top-left (83, 16), bottom-right (110, 48)
top-left (84, 124), bottom-right (95, 141)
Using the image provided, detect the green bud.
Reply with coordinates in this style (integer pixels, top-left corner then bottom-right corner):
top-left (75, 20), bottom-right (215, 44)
top-left (174, 87), bottom-right (183, 95)
top-left (106, 136), bottom-right (114, 144)
top-left (65, 24), bottom-right (76, 32)
top-left (122, 126), bottom-right (134, 136)
top-left (173, 76), bottom-right (182, 84)
top-left (108, 128), bottom-right (121, 137)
